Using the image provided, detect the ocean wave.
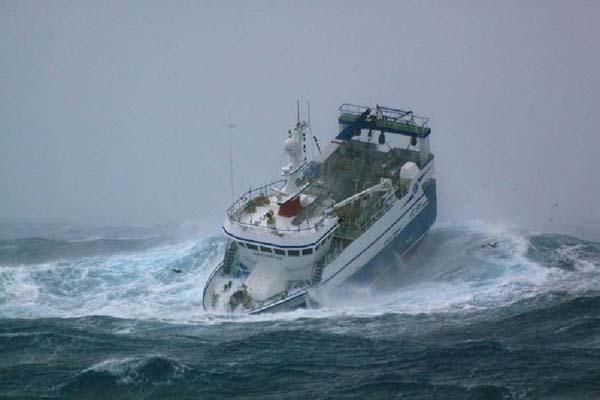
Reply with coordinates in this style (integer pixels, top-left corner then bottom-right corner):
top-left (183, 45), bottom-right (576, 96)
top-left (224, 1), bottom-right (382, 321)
top-left (0, 222), bottom-right (598, 324)
top-left (81, 355), bottom-right (189, 384)
top-left (0, 236), bottom-right (167, 266)
top-left (0, 237), bottom-right (225, 320)
top-left (56, 355), bottom-right (191, 399)
top-left (309, 222), bottom-right (600, 317)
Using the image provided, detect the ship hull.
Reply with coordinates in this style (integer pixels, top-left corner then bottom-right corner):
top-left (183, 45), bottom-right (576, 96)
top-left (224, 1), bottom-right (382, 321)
top-left (345, 178), bottom-right (437, 284)
top-left (202, 179), bottom-right (437, 314)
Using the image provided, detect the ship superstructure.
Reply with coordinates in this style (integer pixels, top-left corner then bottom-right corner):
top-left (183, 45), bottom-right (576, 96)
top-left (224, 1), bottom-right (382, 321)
top-left (203, 103), bottom-right (437, 313)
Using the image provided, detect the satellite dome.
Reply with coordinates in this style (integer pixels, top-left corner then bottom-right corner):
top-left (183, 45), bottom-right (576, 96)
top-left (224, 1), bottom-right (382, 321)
top-left (284, 137), bottom-right (300, 155)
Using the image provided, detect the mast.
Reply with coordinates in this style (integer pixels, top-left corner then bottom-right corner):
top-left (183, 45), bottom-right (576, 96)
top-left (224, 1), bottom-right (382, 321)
top-left (227, 120), bottom-right (235, 203)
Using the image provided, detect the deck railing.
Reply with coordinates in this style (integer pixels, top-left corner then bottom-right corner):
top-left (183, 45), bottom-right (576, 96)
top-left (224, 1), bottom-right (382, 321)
top-left (226, 179), bottom-right (331, 233)
top-left (339, 103), bottom-right (429, 127)
top-left (338, 103), bottom-right (430, 138)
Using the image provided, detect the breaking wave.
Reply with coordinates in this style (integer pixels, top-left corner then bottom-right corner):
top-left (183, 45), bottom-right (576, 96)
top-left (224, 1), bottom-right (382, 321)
top-left (65, 355), bottom-right (189, 386)
top-left (0, 221), bottom-right (599, 324)
top-left (0, 236), bottom-right (224, 320)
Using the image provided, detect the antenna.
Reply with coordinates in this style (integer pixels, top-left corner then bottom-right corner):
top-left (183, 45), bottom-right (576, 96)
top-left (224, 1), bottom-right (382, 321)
top-left (301, 102), bottom-right (307, 163)
top-left (296, 100), bottom-right (300, 125)
top-left (307, 101), bottom-right (321, 156)
top-left (227, 119), bottom-right (236, 203)
top-left (313, 136), bottom-right (321, 155)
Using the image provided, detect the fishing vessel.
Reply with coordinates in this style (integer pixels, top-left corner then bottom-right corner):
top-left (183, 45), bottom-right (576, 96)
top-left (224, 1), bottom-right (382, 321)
top-left (202, 103), bottom-right (437, 314)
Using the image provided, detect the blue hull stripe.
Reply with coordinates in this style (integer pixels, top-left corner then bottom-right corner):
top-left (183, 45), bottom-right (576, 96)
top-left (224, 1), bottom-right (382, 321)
top-left (321, 180), bottom-right (436, 285)
top-left (352, 179), bottom-right (437, 282)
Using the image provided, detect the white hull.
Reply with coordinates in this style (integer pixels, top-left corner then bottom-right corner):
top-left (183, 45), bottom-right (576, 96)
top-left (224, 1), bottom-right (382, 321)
top-left (202, 164), bottom-right (436, 314)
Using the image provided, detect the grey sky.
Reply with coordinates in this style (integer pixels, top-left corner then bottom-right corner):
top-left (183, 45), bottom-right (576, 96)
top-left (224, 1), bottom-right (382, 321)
top-left (1, 1), bottom-right (599, 237)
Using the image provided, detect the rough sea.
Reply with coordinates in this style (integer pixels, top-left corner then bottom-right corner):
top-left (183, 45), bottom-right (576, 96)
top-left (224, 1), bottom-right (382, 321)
top-left (1, 222), bottom-right (599, 399)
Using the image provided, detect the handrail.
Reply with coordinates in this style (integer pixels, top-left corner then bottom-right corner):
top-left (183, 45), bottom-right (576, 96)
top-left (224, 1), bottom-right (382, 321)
top-left (226, 179), bottom-right (285, 215)
top-left (226, 179), bottom-right (332, 233)
top-left (339, 103), bottom-right (429, 127)
top-left (248, 287), bottom-right (308, 314)
top-left (231, 216), bottom-right (332, 233)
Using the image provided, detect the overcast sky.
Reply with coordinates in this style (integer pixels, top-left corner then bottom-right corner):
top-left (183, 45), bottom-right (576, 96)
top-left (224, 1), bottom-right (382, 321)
top-left (1, 1), bottom-right (599, 238)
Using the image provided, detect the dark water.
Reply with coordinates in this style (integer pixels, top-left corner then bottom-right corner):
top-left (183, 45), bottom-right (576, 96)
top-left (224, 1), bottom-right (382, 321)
top-left (1, 223), bottom-right (600, 399)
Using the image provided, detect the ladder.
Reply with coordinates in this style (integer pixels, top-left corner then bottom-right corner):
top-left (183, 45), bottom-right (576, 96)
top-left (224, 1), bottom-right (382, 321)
top-left (211, 293), bottom-right (220, 306)
top-left (311, 257), bottom-right (327, 284)
top-left (223, 241), bottom-right (238, 275)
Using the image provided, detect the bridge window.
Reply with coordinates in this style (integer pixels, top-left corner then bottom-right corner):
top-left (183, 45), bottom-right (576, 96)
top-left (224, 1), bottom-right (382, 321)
top-left (238, 242), bottom-right (246, 248)
top-left (288, 250), bottom-right (300, 257)
top-left (302, 248), bottom-right (313, 255)
top-left (260, 246), bottom-right (272, 253)
top-left (274, 249), bottom-right (285, 255)
top-left (246, 243), bottom-right (258, 250)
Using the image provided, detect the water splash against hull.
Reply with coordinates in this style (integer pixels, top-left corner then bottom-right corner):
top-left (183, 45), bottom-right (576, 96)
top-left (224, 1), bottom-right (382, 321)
top-left (1, 222), bottom-right (599, 322)
top-left (1, 222), bottom-right (600, 399)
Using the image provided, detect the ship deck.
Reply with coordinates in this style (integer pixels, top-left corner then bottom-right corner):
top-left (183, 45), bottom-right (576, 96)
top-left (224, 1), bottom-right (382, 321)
top-left (233, 194), bottom-right (331, 232)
